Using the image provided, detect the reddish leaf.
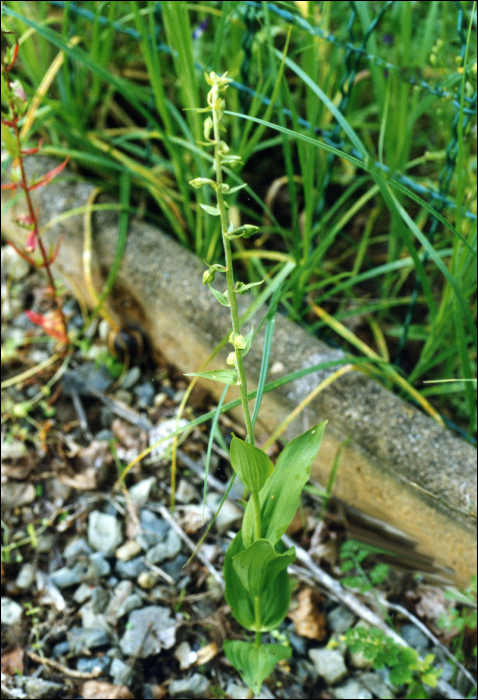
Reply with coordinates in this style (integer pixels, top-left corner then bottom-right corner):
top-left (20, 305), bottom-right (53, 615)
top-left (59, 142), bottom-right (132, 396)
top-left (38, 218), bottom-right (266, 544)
top-left (28, 156), bottom-right (69, 191)
top-left (1, 181), bottom-right (21, 191)
top-left (25, 310), bottom-right (68, 343)
top-left (6, 240), bottom-right (34, 265)
top-left (21, 139), bottom-right (43, 155)
top-left (6, 42), bottom-right (19, 72)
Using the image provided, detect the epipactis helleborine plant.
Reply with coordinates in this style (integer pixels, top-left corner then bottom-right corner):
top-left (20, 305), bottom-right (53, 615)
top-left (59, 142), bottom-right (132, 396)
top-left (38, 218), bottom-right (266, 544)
top-left (186, 71), bottom-right (327, 698)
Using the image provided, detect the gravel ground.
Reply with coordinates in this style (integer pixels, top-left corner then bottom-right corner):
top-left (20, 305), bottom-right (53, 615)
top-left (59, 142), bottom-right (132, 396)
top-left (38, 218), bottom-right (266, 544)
top-left (1, 248), bottom-right (476, 700)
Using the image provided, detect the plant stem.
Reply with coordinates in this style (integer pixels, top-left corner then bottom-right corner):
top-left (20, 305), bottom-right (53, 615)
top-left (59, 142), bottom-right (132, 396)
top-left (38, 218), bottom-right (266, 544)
top-left (252, 491), bottom-right (262, 647)
top-left (212, 104), bottom-right (254, 446)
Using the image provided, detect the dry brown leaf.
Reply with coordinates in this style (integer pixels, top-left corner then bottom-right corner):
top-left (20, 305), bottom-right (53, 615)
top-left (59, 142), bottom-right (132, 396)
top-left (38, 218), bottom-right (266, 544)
top-left (1, 648), bottom-right (24, 676)
top-left (80, 680), bottom-right (134, 699)
top-left (287, 587), bottom-right (327, 641)
top-left (195, 642), bottom-right (218, 666)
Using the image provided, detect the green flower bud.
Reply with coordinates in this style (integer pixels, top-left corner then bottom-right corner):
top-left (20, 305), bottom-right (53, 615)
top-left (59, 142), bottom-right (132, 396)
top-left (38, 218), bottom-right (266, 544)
top-left (189, 178), bottom-right (216, 189)
top-left (204, 116), bottom-right (214, 142)
top-left (232, 334), bottom-right (246, 350)
top-left (226, 352), bottom-right (236, 366)
top-left (203, 268), bottom-right (216, 284)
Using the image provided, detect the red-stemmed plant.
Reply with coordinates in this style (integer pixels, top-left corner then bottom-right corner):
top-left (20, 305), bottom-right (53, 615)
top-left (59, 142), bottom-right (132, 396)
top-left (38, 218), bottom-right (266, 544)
top-left (1, 32), bottom-right (69, 348)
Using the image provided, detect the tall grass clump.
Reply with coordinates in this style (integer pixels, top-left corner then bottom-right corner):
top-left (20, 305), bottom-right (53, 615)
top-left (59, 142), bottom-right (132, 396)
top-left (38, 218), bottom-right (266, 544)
top-left (1, 1), bottom-right (476, 435)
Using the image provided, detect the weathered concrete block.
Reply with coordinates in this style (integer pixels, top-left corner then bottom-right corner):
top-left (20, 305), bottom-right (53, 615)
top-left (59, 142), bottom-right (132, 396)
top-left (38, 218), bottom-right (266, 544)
top-left (2, 157), bottom-right (476, 585)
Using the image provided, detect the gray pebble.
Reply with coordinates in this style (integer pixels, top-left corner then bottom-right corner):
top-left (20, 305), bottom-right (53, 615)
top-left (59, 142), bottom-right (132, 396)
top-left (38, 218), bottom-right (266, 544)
top-left (129, 477), bottom-right (156, 504)
top-left (52, 641), bottom-right (70, 658)
top-left (115, 389), bottom-right (133, 405)
top-left (63, 363), bottom-right (113, 397)
top-left (115, 556), bottom-right (148, 579)
top-left (333, 678), bottom-right (373, 699)
top-left (15, 563), bottom-right (35, 590)
top-left (332, 678), bottom-right (373, 700)
top-left (119, 606), bottom-right (176, 658)
top-left (64, 537), bottom-right (93, 565)
top-left (1, 597), bottom-right (23, 626)
top-left (1, 440), bottom-right (27, 460)
top-left (176, 479), bottom-right (198, 504)
top-left (308, 648), bottom-right (348, 685)
top-left (77, 655), bottom-right (111, 674)
top-left (95, 428), bottom-right (114, 441)
top-left (88, 511), bottom-right (123, 556)
top-left (120, 366), bottom-right (141, 390)
top-left (206, 493), bottom-right (243, 534)
top-left (288, 631), bottom-right (308, 656)
top-left (24, 679), bottom-right (63, 699)
top-left (2, 245), bottom-right (31, 280)
top-left (328, 604), bottom-right (356, 634)
top-left (35, 533), bottom-right (56, 553)
top-left (2, 482), bottom-right (35, 506)
top-left (162, 554), bottom-right (188, 580)
top-left (89, 552), bottom-right (111, 578)
top-left (73, 583), bottom-right (95, 604)
top-left (169, 674), bottom-right (210, 698)
top-left (361, 672), bottom-right (394, 699)
top-left (67, 627), bottom-right (110, 656)
top-left (50, 561), bottom-right (89, 588)
top-left (140, 509), bottom-right (170, 544)
top-left (146, 528), bottom-right (182, 564)
top-left (400, 624), bottom-right (430, 653)
top-left (134, 381), bottom-right (156, 406)
top-left (110, 657), bottom-right (131, 686)
top-left (115, 593), bottom-right (143, 621)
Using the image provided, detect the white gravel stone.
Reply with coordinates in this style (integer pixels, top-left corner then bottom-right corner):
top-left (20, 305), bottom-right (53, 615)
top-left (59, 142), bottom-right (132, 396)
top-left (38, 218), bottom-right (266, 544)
top-left (1, 597), bottom-right (23, 625)
top-left (308, 647), bottom-right (348, 685)
top-left (88, 510), bottom-right (123, 556)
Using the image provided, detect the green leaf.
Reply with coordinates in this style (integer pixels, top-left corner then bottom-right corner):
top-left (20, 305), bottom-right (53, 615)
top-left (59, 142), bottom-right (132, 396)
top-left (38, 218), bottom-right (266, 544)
top-left (232, 539), bottom-right (295, 596)
top-left (208, 284), bottom-right (230, 306)
top-left (224, 531), bottom-right (291, 631)
top-left (242, 422), bottom-right (327, 548)
top-left (223, 640), bottom-right (291, 696)
top-left (199, 203), bottom-right (221, 216)
top-left (184, 370), bottom-right (239, 385)
top-left (236, 280), bottom-right (264, 294)
top-left (1, 123), bottom-right (20, 159)
top-left (421, 671), bottom-right (439, 688)
top-left (389, 664), bottom-right (414, 686)
top-left (226, 224), bottom-right (260, 239)
top-left (230, 435), bottom-right (274, 495)
top-left (242, 326), bottom-right (254, 356)
top-left (223, 183), bottom-right (248, 194)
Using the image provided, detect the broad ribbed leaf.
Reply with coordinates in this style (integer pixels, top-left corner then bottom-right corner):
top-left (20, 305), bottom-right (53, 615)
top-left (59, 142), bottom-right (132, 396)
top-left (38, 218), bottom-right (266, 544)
top-left (232, 539), bottom-right (295, 597)
top-left (230, 435), bottom-right (274, 495)
top-left (242, 422), bottom-right (327, 547)
top-left (223, 640), bottom-right (291, 696)
top-left (224, 531), bottom-right (291, 631)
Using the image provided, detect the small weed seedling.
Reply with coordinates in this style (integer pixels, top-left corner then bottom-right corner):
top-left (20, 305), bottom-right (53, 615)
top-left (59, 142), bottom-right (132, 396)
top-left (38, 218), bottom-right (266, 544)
top-left (186, 71), bottom-right (327, 698)
top-left (342, 626), bottom-right (442, 699)
top-left (437, 575), bottom-right (477, 665)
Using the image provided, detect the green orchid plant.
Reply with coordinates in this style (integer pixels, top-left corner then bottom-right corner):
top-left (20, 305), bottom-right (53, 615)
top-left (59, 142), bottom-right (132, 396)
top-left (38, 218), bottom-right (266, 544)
top-left (186, 71), bottom-right (327, 698)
